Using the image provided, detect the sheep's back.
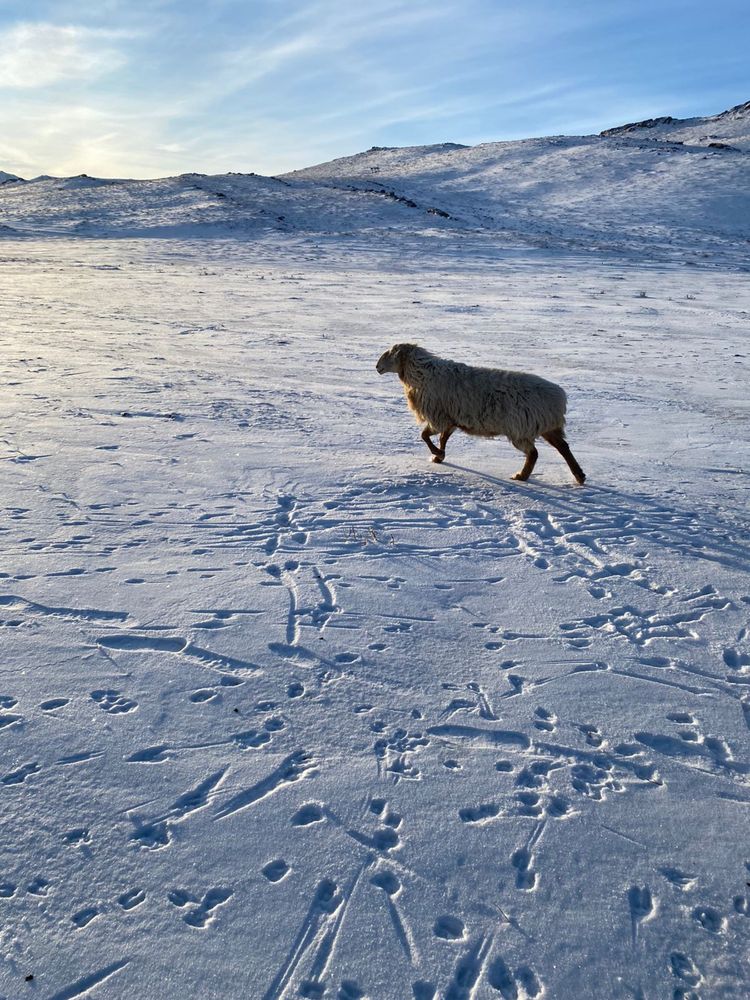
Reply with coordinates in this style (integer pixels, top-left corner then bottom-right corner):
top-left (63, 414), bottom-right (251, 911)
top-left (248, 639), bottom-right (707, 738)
top-left (410, 360), bottom-right (567, 439)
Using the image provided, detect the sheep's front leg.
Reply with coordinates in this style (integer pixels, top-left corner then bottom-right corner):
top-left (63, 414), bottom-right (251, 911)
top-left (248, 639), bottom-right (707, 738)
top-left (421, 426), bottom-right (445, 461)
top-left (512, 446), bottom-right (538, 481)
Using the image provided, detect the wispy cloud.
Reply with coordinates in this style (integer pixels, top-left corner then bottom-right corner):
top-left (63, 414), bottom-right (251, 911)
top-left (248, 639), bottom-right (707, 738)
top-left (0, 22), bottom-right (128, 88)
top-left (0, 1), bottom-right (747, 178)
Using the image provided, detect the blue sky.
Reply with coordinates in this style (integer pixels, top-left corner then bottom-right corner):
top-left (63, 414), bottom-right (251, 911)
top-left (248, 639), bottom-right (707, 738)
top-left (1, 0), bottom-right (747, 178)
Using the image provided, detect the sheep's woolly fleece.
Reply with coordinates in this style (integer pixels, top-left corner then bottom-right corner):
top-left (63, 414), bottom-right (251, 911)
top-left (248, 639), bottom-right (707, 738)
top-left (378, 342), bottom-right (568, 451)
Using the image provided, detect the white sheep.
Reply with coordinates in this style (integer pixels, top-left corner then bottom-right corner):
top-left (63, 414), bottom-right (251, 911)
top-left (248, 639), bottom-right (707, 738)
top-left (376, 343), bottom-right (586, 484)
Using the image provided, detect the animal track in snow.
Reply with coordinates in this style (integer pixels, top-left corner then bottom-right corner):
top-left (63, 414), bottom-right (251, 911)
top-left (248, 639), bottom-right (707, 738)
top-left (488, 956), bottom-right (544, 999)
top-left (487, 956), bottom-right (518, 999)
top-left (670, 951), bottom-right (702, 993)
top-left (131, 767), bottom-right (228, 847)
top-left (372, 721), bottom-right (429, 780)
top-left (262, 859), bottom-right (290, 882)
top-left (570, 761), bottom-right (623, 800)
top-left (627, 885), bottom-right (656, 944)
top-left (63, 828), bottom-right (91, 846)
top-left (546, 793), bottom-right (571, 818)
top-left (118, 888), bottom-right (146, 910)
top-left (41, 697), bottom-right (70, 711)
top-left (263, 866), bottom-right (366, 1000)
top-left (578, 724), bottom-right (604, 747)
top-left (98, 632), bottom-right (260, 676)
top-left (27, 877), bottom-right (51, 896)
top-left (370, 868), bottom-right (415, 961)
top-left (190, 688), bottom-right (219, 703)
top-left (168, 887), bottom-right (233, 927)
top-left (443, 935), bottom-right (493, 1000)
top-left (233, 728), bottom-right (273, 750)
top-left (2, 761), bottom-right (40, 785)
top-left (533, 707), bottom-right (556, 732)
top-left (292, 803), bottom-right (325, 827)
top-left (512, 760), bottom-right (571, 820)
top-left (72, 906), bottom-right (100, 929)
top-left (214, 750), bottom-right (316, 821)
top-left (660, 867), bottom-right (696, 890)
top-left (383, 621), bottom-right (412, 633)
top-left (511, 847), bottom-right (537, 891)
top-left (692, 905), bottom-right (725, 933)
top-left (724, 646), bottom-right (750, 671)
top-left (560, 588), bottom-right (732, 648)
top-left (510, 495), bottom-right (747, 596)
top-left (347, 824), bottom-right (400, 853)
top-left (440, 682), bottom-right (497, 722)
top-left (459, 803), bottom-right (500, 825)
top-left (666, 711), bottom-right (695, 724)
top-left (91, 689), bottom-right (138, 714)
top-left (514, 791), bottom-right (544, 818)
top-left (634, 727), bottom-right (744, 778)
top-left (433, 915), bottom-right (465, 940)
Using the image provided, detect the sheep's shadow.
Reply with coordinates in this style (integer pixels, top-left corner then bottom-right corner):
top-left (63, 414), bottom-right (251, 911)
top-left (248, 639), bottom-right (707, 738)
top-left (438, 460), bottom-right (750, 574)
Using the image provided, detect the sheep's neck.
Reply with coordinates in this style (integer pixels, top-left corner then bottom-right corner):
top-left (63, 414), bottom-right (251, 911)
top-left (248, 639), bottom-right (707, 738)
top-left (400, 355), bottom-right (436, 419)
top-left (398, 361), bottom-right (426, 389)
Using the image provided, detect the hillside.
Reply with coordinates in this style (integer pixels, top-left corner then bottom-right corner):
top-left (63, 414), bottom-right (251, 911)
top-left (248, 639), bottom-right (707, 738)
top-left (1, 102), bottom-right (748, 265)
top-left (284, 102), bottom-right (750, 264)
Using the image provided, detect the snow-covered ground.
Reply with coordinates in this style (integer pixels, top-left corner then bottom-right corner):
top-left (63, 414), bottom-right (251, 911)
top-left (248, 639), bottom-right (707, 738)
top-left (1, 105), bottom-right (749, 999)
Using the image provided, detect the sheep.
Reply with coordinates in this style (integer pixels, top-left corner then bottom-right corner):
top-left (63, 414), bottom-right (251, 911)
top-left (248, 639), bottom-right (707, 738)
top-left (375, 343), bottom-right (586, 484)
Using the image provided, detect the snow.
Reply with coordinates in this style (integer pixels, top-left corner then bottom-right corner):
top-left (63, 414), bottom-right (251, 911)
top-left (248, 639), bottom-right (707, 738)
top-left (1, 104), bottom-right (749, 1000)
top-left (286, 105), bottom-right (750, 268)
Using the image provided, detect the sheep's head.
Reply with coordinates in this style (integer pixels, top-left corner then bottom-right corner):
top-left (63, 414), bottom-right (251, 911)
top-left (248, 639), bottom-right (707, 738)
top-left (376, 343), bottom-right (417, 377)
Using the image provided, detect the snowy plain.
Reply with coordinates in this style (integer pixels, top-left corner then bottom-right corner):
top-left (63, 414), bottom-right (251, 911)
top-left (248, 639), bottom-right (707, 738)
top-left (1, 105), bottom-right (749, 1000)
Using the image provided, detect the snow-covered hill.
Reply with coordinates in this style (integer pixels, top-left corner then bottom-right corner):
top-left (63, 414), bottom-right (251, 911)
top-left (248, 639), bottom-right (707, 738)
top-left (1, 102), bottom-right (749, 265)
top-left (600, 100), bottom-right (750, 149)
top-left (0, 171), bottom-right (436, 238)
top-left (285, 102), bottom-right (750, 265)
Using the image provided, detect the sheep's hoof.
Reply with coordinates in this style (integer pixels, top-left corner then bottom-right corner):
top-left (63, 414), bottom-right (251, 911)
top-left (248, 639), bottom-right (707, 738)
top-left (511, 472), bottom-right (529, 481)
top-left (431, 452), bottom-right (445, 464)
top-left (576, 473), bottom-right (586, 485)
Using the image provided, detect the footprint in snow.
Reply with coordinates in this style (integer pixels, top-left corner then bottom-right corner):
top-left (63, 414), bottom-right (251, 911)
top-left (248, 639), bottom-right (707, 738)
top-left (90, 689), bottom-right (138, 714)
top-left (433, 915), bottom-right (465, 940)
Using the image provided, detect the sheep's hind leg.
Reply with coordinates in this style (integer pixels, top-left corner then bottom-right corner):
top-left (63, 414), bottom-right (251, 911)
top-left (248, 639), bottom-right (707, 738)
top-left (512, 445), bottom-right (538, 481)
top-left (421, 426), bottom-right (445, 461)
top-left (542, 428), bottom-right (586, 484)
top-left (431, 426), bottom-right (455, 464)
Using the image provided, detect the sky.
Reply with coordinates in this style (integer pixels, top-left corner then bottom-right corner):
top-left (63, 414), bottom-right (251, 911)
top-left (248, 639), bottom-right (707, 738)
top-left (0, 0), bottom-right (748, 179)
